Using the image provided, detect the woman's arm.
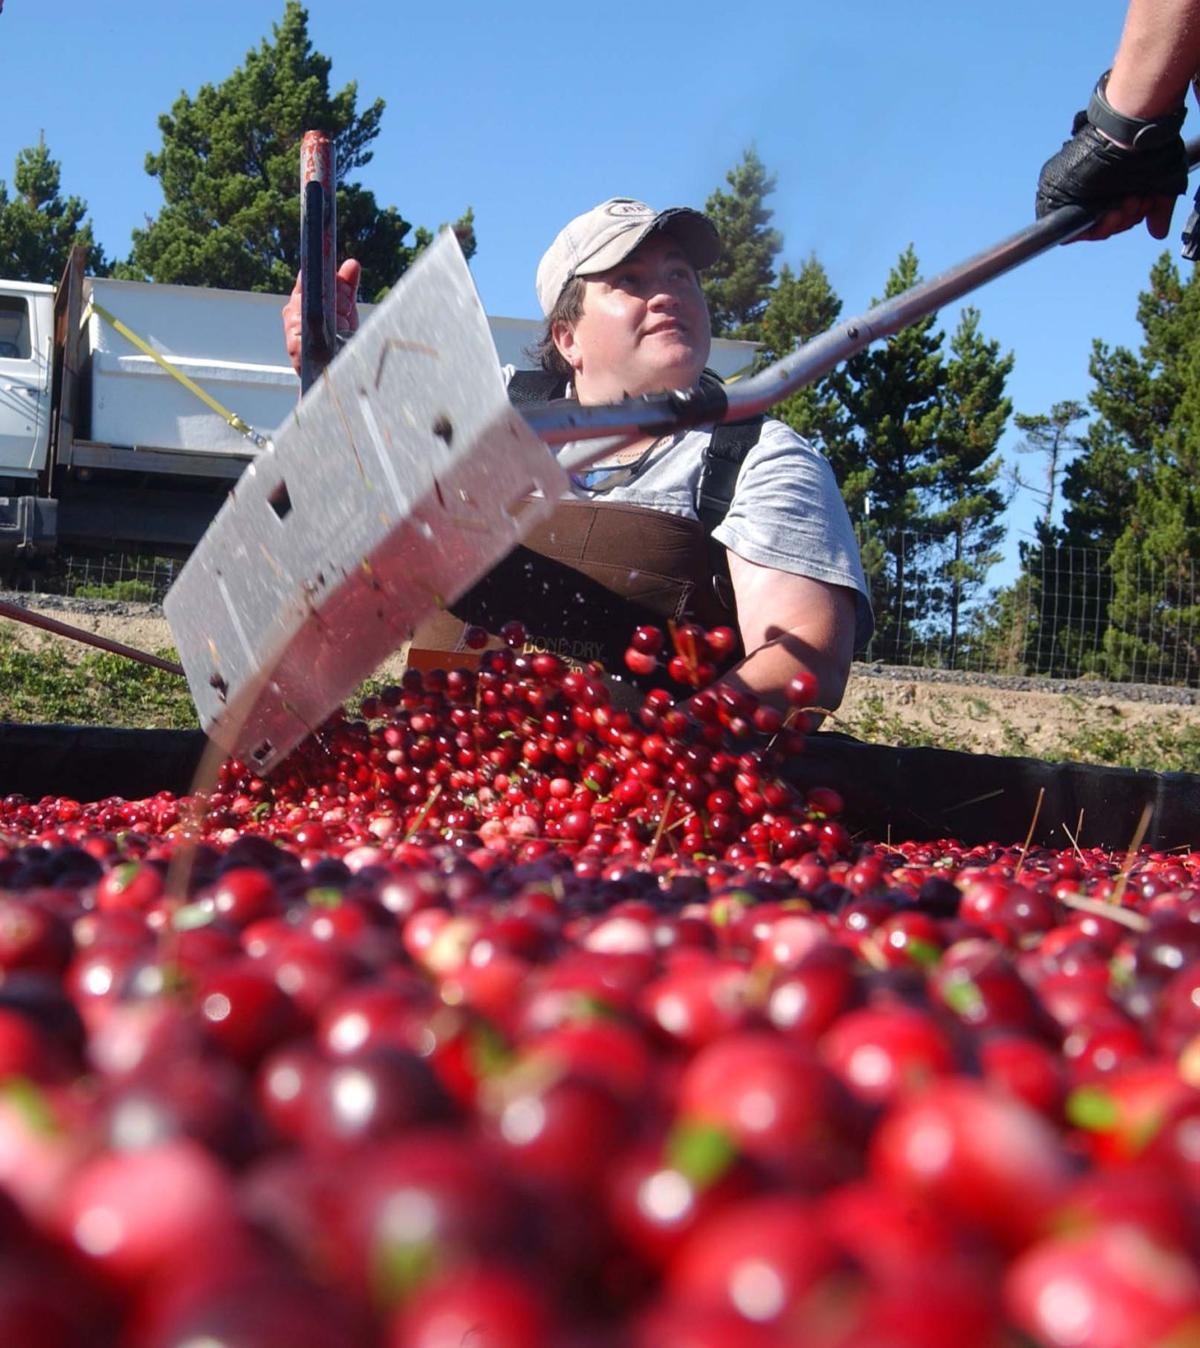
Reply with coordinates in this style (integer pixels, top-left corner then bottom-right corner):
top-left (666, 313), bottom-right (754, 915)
top-left (719, 550), bottom-right (858, 717)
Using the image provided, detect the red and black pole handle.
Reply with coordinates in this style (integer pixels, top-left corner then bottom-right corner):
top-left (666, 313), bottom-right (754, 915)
top-left (299, 131), bottom-right (337, 396)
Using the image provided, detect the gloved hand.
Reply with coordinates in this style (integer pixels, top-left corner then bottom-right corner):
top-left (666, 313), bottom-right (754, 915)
top-left (281, 257), bottom-right (361, 377)
top-left (1036, 106), bottom-right (1189, 240)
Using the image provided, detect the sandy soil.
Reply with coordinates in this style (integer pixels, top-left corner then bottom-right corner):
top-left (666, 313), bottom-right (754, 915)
top-left (7, 600), bottom-right (1200, 766)
top-left (0, 605), bottom-right (181, 670)
top-left (833, 673), bottom-right (1200, 763)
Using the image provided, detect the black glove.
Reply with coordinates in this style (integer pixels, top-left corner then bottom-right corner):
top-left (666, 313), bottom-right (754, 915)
top-left (1036, 108), bottom-right (1189, 220)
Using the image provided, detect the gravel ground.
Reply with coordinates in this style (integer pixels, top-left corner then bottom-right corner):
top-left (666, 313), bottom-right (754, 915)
top-left (850, 660), bottom-right (1200, 706)
top-left (0, 595), bottom-right (164, 618)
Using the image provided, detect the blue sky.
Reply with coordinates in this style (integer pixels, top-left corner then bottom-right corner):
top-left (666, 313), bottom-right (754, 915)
top-left (0, 0), bottom-right (1181, 583)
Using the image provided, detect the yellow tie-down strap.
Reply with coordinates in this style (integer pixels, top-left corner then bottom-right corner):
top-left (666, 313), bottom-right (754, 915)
top-left (83, 299), bottom-right (271, 450)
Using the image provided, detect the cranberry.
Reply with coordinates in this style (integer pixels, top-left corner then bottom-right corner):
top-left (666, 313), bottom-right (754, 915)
top-left (195, 961), bottom-right (305, 1066)
top-left (94, 861), bottom-right (165, 914)
top-left (300, 1047), bottom-right (451, 1152)
top-left (870, 1078), bottom-right (1073, 1251)
top-left (60, 1139), bottom-right (243, 1287)
top-left (766, 945), bottom-right (861, 1042)
top-left (821, 1004), bottom-right (959, 1106)
top-left (677, 1031), bottom-right (862, 1187)
top-left (206, 867), bottom-right (279, 926)
top-left (666, 1195), bottom-right (844, 1326)
top-left (1005, 1223), bottom-right (1200, 1348)
top-left (388, 1265), bottom-right (555, 1348)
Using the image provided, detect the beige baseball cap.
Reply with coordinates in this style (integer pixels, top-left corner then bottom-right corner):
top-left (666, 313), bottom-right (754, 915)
top-left (535, 197), bottom-right (721, 316)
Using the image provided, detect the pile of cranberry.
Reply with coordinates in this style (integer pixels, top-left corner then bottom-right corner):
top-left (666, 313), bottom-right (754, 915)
top-left (0, 621), bottom-right (1196, 1347)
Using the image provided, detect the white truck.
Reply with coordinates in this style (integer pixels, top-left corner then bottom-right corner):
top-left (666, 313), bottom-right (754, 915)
top-left (0, 248), bottom-right (756, 557)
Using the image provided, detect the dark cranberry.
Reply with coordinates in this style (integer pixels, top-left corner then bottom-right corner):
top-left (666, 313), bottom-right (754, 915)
top-left (1132, 918), bottom-right (1200, 983)
top-left (0, 972), bottom-right (86, 1063)
top-left (300, 1046), bottom-right (452, 1152)
top-left (196, 960), bottom-right (305, 1067)
top-left (913, 875), bottom-right (962, 917)
top-left (221, 835), bottom-right (291, 874)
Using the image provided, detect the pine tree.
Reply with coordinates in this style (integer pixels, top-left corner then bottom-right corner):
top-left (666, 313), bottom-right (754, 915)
top-left (1059, 258), bottom-right (1188, 557)
top-left (1102, 255), bottom-right (1200, 681)
top-left (1104, 460), bottom-right (1200, 681)
top-left (928, 307), bottom-right (1012, 663)
top-left (1081, 252), bottom-right (1200, 681)
top-left (837, 246), bottom-right (945, 658)
top-left (757, 255), bottom-right (862, 497)
top-left (116, 2), bottom-right (470, 297)
top-left (1059, 419), bottom-right (1141, 553)
top-left (0, 136), bottom-right (107, 283)
top-left (701, 149), bottom-right (782, 340)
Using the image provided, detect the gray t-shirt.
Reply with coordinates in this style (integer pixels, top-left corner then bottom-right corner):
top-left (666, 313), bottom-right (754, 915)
top-left (504, 370), bottom-right (874, 648)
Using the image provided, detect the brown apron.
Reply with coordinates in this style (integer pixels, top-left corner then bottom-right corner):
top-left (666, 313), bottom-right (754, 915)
top-left (406, 498), bottom-right (740, 675)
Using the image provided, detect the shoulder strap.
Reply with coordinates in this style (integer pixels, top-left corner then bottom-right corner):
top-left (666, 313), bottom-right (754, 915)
top-left (509, 367), bottom-right (763, 535)
top-left (506, 368), bottom-right (567, 406)
top-left (694, 369), bottom-right (764, 534)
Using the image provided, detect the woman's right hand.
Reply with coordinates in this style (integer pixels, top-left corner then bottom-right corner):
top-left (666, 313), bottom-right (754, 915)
top-left (281, 257), bottom-right (362, 376)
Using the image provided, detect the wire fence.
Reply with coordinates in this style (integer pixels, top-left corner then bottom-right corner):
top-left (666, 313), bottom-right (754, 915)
top-left (4, 537), bottom-right (1200, 688)
top-left (860, 531), bottom-right (1200, 687)
top-left (1, 553), bottom-right (180, 605)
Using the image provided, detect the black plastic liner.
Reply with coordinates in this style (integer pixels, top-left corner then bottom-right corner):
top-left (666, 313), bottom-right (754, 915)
top-left (0, 724), bottom-right (208, 806)
top-left (0, 722), bottom-right (1196, 852)
top-left (784, 734), bottom-right (1200, 853)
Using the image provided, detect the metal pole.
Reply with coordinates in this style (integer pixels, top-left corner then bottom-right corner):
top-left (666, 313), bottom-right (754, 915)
top-left (0, 599), bottom-right (184, 675)
top-left (528, 136), bottom-right (1200, 470)
top-left (299, 131), bottom-right (336, 395)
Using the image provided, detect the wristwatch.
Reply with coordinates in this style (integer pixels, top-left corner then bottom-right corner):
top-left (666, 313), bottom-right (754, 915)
top-left (1087, 70), bottom-right (1187, 150)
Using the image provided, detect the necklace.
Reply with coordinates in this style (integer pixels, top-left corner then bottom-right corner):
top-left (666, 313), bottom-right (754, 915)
top-left (572, 434), bottom-right (673, 494)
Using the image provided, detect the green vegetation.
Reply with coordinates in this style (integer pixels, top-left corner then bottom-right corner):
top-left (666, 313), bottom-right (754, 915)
top-left (1057, 714), bottom-right (1200, 775)
top-left (978, 254), bottom-right (1200, 685)
top-left (0, 625), bottom-right (395, 731)
top-left (998, 722), bottom-right (1031, 758)
top-left (0, 136), bottom-right (107, 283)
top-left (0, 630), bottom-right (196, 729)
top-left (837, 692), bottom-right (907, 745)
top-left (836, 693), bottom-right (975, 753)
top-left (72, 580), bottom-right (156, 603)
top-left (701, 150), bottom-right (783, 341)
top-left (115, 1), bottom-right (471, 300)
top-left (839, 691), bottom-right (979, 755)
top-left (961, 696), bottom-right (995, 720)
